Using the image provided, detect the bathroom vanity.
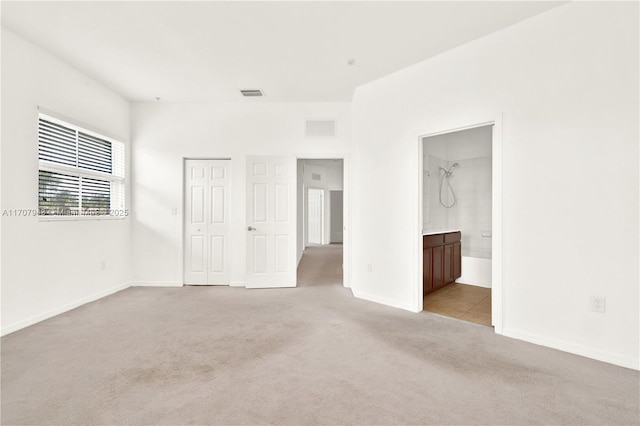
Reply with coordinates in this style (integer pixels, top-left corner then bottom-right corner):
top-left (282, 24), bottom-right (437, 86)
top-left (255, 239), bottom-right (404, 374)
top-left (423, 231), bottom-right (461, 295)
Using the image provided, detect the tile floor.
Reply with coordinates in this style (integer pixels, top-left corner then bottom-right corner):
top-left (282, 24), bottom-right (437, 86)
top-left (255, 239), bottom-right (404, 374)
top-left (423, 283), bottom-right (492, 327)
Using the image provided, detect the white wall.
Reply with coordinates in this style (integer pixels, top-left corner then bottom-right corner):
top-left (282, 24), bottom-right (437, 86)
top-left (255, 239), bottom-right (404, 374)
top-left (351, 2), bottom-right (639, 369)
top-left (1, 28), bottom-right (131, 334)
top-left (131, 102), bottom-right (351, 287)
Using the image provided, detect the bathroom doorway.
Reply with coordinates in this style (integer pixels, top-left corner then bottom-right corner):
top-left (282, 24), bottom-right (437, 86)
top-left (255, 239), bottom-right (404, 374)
top-left (419, 121), bottom-right (501, 329)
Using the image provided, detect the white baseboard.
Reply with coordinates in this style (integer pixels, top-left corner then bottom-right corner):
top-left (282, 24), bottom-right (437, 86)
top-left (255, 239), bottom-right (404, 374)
top-left (245, 282), bottom-right (297, 289)
top-left (1, 282), bottom-right (131, 336)
top-left (230, 281), bottom-right (246, 288)
top-left (502, 327), bottom-right (639, 371)
top-left (132, 281), bottom-right (183, 287)
top-left (351, 289), bottom-right (417, 312)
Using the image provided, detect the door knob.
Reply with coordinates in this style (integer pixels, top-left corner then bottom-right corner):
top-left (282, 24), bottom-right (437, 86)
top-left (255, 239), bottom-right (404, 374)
top-left (247, 226), bottom-right (256, 231)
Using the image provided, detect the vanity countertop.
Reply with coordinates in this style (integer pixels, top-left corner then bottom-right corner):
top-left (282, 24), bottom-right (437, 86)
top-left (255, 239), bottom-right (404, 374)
top-left (422, 229), bottom-right (461, 236)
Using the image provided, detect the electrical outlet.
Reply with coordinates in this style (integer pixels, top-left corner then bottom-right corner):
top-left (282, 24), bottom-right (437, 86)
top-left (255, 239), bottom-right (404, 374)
top-left (100, 261), bottom-right (106, 270)
top-left (591, 297), bottom-right (606, 313)
top-left (367, 263), bottom-right (373, 272)
top-left (171, 207), bottom-right (178, 216)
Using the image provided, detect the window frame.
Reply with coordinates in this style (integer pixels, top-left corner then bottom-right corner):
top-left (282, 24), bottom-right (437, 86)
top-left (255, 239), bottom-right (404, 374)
top-left (37, 109), bottom-right (127, 221)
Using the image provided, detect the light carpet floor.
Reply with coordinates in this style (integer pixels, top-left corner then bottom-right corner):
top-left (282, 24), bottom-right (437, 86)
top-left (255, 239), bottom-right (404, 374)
top-left (1, 245), bottom-right (638, 425)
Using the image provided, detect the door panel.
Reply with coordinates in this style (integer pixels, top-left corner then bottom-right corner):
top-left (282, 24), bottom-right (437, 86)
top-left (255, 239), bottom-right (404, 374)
top-left (274, 184), bottom-right (289, 222)
top-left (192, 166), bottom-right (205, 179)
top-left (184, 162), bottom-right (208, 284)
top-left (246, 156), bottom-right (296, 288)
top-left (211, 186), bottom-right (225, 223)
top-left (184, 159), bottom-right (231, 285)
top-left (212, 166), bottom-right (225, 179)
top-left (307, 188), bottom-right (323, 245)
top-left (253, 183), bottom-right (268, 222)
top-left (210, 236), bottom-right (225, 273)
top-left (191, 186), bottom-right (205, 224)
top-left (253, 235), bottom-right (268, 274)
top-left (191, 236), bottom-right (205, 273)
top-left (275, 235), bottom-right (289, 272)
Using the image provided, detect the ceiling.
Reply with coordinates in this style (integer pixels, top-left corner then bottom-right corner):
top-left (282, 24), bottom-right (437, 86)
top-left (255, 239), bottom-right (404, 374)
top-left (1, 1), bottom-right (567, 102)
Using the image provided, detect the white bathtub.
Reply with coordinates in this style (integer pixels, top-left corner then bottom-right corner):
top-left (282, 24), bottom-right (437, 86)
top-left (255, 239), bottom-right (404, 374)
top-left (457, 256), bottom-right (492, 288)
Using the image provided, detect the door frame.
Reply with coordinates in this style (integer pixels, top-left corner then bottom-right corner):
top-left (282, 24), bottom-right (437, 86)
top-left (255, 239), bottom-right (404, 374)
top-left (296, 154), bottom-right (350, 288)
top-left (417, 115), bottom-right (503, 334)
top-left (181, 157), bottom-right (231, 286)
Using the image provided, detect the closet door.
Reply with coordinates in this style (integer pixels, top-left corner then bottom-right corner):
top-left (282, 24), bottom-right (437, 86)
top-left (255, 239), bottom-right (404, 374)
top-left (184, 159), bottom-right (231, 285)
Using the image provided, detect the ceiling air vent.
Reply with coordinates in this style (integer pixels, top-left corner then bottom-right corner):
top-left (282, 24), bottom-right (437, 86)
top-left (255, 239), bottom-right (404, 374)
top-left (240, 89), bottom-right (264, 97)
top-left (305, 119), bottom-right (336, 138)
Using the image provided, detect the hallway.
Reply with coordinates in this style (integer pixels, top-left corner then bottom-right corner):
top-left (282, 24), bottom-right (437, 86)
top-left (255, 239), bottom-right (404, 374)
top-left (296, 244), bottom-right (343, 287)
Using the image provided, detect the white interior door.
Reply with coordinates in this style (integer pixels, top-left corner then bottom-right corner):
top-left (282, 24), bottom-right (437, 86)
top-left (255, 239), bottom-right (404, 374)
top-left (307, 188), bottom-right (324, 245)
top-left (184, 159), bottom-right (230, 285)
top-left (246, 156), bottom-right (296, 288)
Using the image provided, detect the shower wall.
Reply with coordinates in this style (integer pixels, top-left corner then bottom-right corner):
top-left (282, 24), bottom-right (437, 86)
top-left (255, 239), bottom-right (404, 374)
top-left (449, 156), bottom-right (492, 258)
top-left (423, 126), bottom-right (492, 260)
top-left (423, 154), bottom-right (450, 229)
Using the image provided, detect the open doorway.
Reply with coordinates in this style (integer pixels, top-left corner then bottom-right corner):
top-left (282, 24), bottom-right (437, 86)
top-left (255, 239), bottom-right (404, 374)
top-left (420, 125), bottom-right (494, 327)
top-left (296, 159), bottom-right (345, 287)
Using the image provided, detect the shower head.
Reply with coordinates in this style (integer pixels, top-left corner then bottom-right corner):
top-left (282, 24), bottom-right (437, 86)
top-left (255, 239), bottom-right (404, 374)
top-left (440, 163), bottom-right (459, 177)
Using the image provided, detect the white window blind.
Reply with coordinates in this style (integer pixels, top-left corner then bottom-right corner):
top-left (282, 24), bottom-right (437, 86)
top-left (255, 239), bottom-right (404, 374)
top-left (38, 113), bottom-right (126, 218)
top-left (78, 132), bottom-right (112, 173)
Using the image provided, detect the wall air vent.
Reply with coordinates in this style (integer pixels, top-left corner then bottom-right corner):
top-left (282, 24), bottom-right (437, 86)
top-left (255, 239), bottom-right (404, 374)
top-left (240, 89), bottom-right (264, 97)
top-left (305, 119), bottom-right (336, 138)
top-left (312, 173), bottom-right (322, 181)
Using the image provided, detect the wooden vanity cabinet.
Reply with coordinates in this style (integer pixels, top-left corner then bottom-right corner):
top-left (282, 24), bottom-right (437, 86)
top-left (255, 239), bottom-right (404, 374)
top-left (453, 242), bottom-right (461, 278)
top-left (443, 243), bottom-right (454, 285)
top-left (423, 231), bottom-right (461, 296)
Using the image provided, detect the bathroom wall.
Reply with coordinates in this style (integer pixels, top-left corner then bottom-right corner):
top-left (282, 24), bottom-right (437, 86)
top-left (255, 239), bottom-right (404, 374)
top-left (423, 126), bottom-right (492, 259)
top-left (449, 155), bottom-right (492, 258)
top-left (423, 154), bottom-right (450, 230)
